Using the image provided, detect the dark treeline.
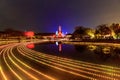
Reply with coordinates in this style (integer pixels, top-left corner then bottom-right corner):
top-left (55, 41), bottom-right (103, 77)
top-left (72, 23), bottom-right (120, 40)
top-left (0, 28), bottom-right (24, 40)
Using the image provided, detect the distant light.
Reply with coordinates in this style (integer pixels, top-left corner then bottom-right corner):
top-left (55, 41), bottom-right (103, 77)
top-left (56, 31), bottom-right (58, 35)
top-left (25, 31), bottom-right (34, 37)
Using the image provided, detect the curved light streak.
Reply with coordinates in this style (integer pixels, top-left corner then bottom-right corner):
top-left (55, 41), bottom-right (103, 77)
top-left (0, 42), bottom-right (120, 80)
top-left (7, 48), bottom-right (39, 80)
top-left (3, 47), bottom-right (22, 80)
top-left (9, 47), bottom-right (56, 80)
top-left (21, 44), bottom-right (120, 71)
top-left (23, 44), bottom-right (120, 73)
top-left (17, 44), bottom-right (120, 80)
top-left (17, 45), bottom-right (96, 80)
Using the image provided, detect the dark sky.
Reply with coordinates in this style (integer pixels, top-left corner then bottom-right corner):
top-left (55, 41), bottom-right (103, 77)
top-left (0, 0), bottom-right (120, 33)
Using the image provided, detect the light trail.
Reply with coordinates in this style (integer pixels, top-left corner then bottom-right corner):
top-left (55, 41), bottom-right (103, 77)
top-left (24, 45), bottom-right (120, 71)
top-left (0, 66), bottom-right (8, 80)
top-left (29, 51), bottom-right (120, 78)
top-left (23, 44), bottom-right (120, 74)
top-left (18, 44), bottom-right (120, 79)
top-left (0, 42), bottom-right (120, 80)
top-left (17, 44), bottom-right (119, 79)
top-left (3, 47), bottom-right (22, 80)
top-left (17, 45), bottom-right (96, 80)
top-left (26, 53), bottom-right (120, 79)
top-left (0, 43), bottom-right (57, 80)
top-left (9, 47), bottom-right (56, 80)
top-left (6, 48), bottom-right (39, 80)
top-left (0, 48), bottom-right (8, 80)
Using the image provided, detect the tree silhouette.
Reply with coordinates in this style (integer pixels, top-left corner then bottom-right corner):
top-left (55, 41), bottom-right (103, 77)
top-left (95, 24), bottom-right (112, 39)
top-left (72, 26), bottom-right (88, 39)
top-left (110, 23), bottom-right (120, 39)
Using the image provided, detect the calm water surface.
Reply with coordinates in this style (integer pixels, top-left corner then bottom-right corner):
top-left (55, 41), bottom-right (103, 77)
top-left (30, 42), bottom-right (120, 67)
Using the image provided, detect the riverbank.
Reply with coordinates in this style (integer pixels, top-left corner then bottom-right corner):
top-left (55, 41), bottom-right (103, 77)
top-left (1, 39), bottom-right (120, 47)
top-left (63, 40), bottom-right (120, 47)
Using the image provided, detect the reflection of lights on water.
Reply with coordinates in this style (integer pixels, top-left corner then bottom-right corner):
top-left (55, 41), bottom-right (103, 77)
top-left (102, 47), bottom-right (111, 54)
top-left (56, 42), bottom-right (58, 46)
top-left (88, 45), bottom-right (111, 54)
top-left (55, 42), bottom-right (62, 52)
top-left (27, 43), bottom-right (35, 49)
top-left (59, 44), bottom-right (62, 52)
top-left (87, 45), bottom-right (97, 51)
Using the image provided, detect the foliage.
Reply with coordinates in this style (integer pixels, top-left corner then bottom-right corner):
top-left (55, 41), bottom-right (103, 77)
top-left (95, 24), bottom-right (111, 35)
top-left (72, 23), bottom-right (120, 39)
top-left (72, 26), bottom-right (88, 39)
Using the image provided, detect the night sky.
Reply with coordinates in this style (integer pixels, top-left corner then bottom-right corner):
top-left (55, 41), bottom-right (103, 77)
top-left (0, 0), bottom-right (120, 33)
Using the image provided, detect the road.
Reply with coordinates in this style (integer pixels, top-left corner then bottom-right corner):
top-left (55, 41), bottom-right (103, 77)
top-left (0, 42), bottom-right (120, 80)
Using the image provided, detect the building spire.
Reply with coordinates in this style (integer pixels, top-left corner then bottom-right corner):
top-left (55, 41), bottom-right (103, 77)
top-left (58, 25), bottom-right (62, 32)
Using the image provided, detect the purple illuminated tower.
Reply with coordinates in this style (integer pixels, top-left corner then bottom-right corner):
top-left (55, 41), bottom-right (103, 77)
top-left (58, 25), bottom-right (62, 38)
top-left (55, 26), bottom-right (63, 38)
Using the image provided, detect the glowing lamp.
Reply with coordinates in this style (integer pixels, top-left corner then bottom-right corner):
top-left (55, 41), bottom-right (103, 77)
top-left (25, 31), bottom-right (34, 37)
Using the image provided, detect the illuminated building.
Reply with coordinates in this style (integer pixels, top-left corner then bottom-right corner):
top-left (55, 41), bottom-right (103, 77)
top-left (55, 26), bottom-right (64, 38)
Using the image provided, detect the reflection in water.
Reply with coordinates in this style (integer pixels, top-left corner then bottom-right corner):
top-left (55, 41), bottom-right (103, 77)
top-left (75, 44), bottom-right (120, 61)
top-left (87, 45), bottom-right (97, 51)
top-left (59, 43), bottom-right (62, 52)
top-left (74, 45), bottom-right (87, 53)
top-left (102, 47), bottom-right (111, 54)
top-left (56, 42), bottom-right (62, 52)
top-left (27, 43), bottom-right (35, 49)
top-left (114, 47), bottom-right (120, 54)
top-left (33, 42), bottom-right (120, 66)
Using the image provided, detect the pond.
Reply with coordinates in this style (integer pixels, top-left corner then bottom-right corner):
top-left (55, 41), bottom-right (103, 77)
top-left (28, 41), bottom-right (120, 67)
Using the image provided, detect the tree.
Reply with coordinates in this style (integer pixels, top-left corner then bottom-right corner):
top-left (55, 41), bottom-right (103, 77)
top-left (110, 23), bottom-right (120, 39)
top-left (85, 28), bottom-right (95, 39)
top-left (95, 24), bottom-right (112, 39)
top-left (72, 26), bottom-right (87, 39)
top-left (4, 28), bottom-right (23, 36)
